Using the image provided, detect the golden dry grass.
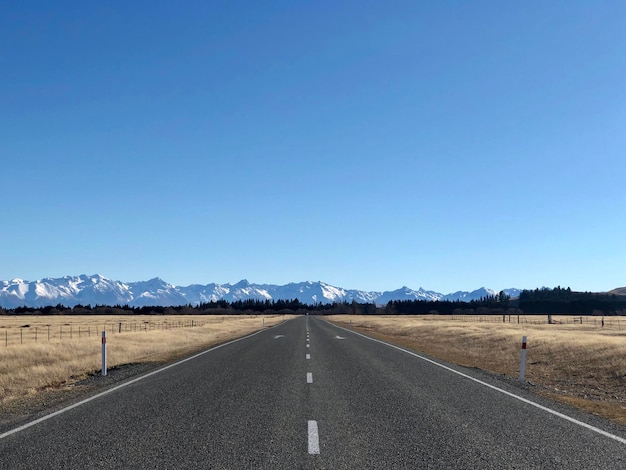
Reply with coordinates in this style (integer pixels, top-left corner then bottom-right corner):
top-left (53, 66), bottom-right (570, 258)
top-left (329, 315), bottom-right (626, 425)
top-left (0, 314), bottom-right (292, 407)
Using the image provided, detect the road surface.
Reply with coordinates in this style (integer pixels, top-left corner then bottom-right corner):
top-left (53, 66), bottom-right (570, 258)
top-left (1, 316), bottom-right (625, 469)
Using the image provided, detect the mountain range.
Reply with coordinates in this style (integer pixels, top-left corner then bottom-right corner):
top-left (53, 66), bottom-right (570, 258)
top-left (0, 274), bottom-right (522, 309)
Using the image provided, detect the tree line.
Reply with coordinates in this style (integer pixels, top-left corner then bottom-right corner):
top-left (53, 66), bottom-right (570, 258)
top-left (1, 298), bottom-right (341, 316)
top-left (518, 286), bottom-right (626, 314)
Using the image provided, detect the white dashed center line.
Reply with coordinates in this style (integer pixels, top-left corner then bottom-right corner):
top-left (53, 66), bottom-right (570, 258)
top-left (308, 420), bottom-right (320, 454)
top-left (305, 325), bottom-right (319, 456)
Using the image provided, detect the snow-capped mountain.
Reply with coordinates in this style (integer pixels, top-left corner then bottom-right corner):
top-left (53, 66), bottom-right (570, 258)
top-left (0, 275), bottom-right (134, 308)
top-left (502, 288), bottom-right (522, 298)
top-left (376, 286), bottom-right (443, 304)
top-left (0, 275), bottom-right (521, 309)
top-left (127, 278), bottom-right (188, 307)
top-left (442, 287), bottom-right (497, 302)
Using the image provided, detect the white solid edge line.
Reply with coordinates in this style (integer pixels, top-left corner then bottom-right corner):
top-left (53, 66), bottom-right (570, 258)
top-left (308, 420), bottom-right (320, 454)
top-left (307, 372), bottom-right (313, 383)
top-left (330, 321), bottom-right (626, 446)
top-left (0, 320), bottom-right (290, 441)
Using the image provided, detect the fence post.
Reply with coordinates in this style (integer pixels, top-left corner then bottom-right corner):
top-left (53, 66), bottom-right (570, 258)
top-left (101, 331), bottom-right (107, 376)
top-left (519, 336), bottom-right (527, 383)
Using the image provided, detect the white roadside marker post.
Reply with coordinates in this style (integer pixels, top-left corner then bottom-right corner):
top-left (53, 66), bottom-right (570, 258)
top-left (101, 331), bottom-right (107, 376)
top-left (519, 335), bottom-right (527, 383)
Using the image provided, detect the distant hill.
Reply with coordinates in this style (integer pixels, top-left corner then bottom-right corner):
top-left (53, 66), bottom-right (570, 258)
top-left (0, 274), bottom-right (521, 308)
top-left (608, 287), bottom-right (626, 296)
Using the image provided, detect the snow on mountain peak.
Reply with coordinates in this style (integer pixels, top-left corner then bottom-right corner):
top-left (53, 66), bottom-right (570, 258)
top-left (0, 274), bottom-right (521, 308)
top-left (232, 279), bottom-right (251, 288)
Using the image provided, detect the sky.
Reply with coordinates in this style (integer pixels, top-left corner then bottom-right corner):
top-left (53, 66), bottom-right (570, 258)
top-left (1, 1), bottom-right (624, 294)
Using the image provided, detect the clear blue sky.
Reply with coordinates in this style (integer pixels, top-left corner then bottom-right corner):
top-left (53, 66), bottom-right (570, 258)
top-left (1, 1), bottom-right (624, 293)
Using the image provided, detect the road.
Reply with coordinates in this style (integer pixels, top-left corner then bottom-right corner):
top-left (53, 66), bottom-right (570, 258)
top-left (1, 316), bottom-right (625, 469)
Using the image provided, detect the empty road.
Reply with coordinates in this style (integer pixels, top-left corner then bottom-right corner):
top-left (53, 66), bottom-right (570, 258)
top-left (1, 316), bottom-right (625, 469)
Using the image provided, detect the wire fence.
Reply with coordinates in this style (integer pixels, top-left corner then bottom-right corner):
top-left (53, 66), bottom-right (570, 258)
top-left (448, 314), bottom-right (624, 329)
top-left (0, 314), bottom-right (287, 347)
top-left (0, 318), bottom-right (213, 347)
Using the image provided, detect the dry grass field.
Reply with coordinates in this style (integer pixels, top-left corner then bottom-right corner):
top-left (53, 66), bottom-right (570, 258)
top-left (0, 314), bottom-right (292, 409)
top-left (329, 315), bottom-right (626, 426)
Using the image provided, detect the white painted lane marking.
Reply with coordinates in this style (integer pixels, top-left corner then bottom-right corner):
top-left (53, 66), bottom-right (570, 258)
top-left (306, 354), bottom-right (311, 360)
top-left (274, 335), bottom-right (285, 339)
top-left (335, 335), bottom-right (346, 340)
top-left (0, 322), bottom-right (289, 441)
top-left (330, 321), bottom-right (626, 446)
top-left (306, 344), bottom-right (310, 348)
top-left (308, 420), bottom-right (320, 454)
top-left (307, 372), bottom-right (313, 383)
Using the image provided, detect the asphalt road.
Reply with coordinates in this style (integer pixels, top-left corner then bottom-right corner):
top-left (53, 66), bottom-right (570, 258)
top-left (1, 316), bottom-right (625, 469)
